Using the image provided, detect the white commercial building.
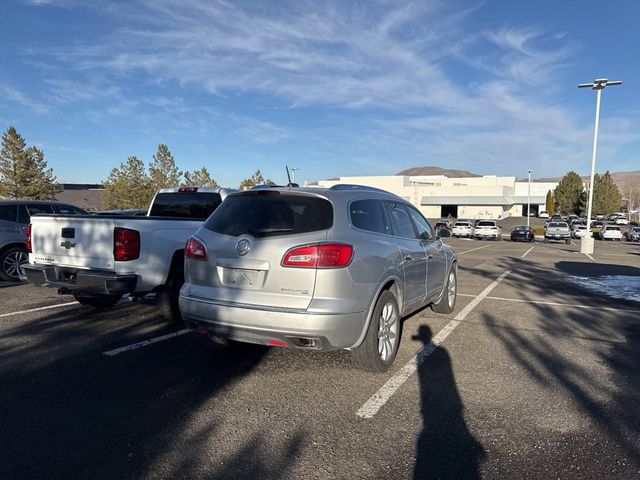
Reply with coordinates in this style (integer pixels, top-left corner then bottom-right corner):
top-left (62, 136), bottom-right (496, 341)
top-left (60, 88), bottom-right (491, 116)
top-left (315, 174), bottom-right (558, 219)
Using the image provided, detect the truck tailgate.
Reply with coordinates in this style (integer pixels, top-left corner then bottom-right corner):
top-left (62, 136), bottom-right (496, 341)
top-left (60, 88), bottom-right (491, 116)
top-left (30, 215), bottom-right (118, 270)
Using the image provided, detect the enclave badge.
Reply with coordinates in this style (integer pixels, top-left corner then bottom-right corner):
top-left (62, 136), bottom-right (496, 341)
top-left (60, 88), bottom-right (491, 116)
top-left (236, 239), bottom-right (250, 256)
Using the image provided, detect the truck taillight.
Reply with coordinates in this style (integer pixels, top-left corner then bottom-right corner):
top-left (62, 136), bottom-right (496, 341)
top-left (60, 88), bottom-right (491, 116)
top-left (282, 243), bottom-right (353, 268)
top-left (114, 227), bottom-right (140, 261)
top-left (26, 224), bottom-right (32, 253)
top-left (185, 236), bottom-right (207, 260)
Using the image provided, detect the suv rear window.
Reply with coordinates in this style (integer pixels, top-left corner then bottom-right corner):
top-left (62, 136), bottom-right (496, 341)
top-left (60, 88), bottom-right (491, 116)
top-left (477, 221), bottom-right (496, 227)
top-left (149, 192), bottom-right (222, 218)
top-left (204, 192), bottom-right (333, 237)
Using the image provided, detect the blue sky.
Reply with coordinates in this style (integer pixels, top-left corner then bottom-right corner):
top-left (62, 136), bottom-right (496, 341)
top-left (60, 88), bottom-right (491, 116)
top-left (1, 0), bottom-right (638, 187)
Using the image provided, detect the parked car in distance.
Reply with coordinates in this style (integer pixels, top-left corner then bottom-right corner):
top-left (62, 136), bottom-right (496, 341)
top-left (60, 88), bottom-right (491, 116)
top-left (626, 226), bottom-right (640, 242)
top-left (615, 217), bottom-right (629, 225)
top-left (538, 211), bottom-right (549, 218)
top-left (599, 225), bottom-right (623, 241)
top-left (434, 221), bottom-right (452, 237)
top-left (510, 225), bottom-right (534, 242)
top-left (0, 200), bottom-right (87, 281)
top-left (572, 225), bottom-right (590, 239)
top-left (451, 221), bottom-right (473, 238)
top-left (544, 221), bottom-right (571, 244)
top-left (179, 185), bottom-right (458, 373)
top-left (590, 220), bottom-right (604, 234)
top-left (472, 220), bottom-right (501, 240)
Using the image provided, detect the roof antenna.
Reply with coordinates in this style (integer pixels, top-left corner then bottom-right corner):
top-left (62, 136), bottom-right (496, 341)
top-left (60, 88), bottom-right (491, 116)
top-left (285, 166), bottom-right (299, 188)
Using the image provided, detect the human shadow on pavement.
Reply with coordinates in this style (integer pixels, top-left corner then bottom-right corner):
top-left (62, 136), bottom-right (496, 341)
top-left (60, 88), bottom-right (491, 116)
top-left (413, 325), bottom-right (484, 480)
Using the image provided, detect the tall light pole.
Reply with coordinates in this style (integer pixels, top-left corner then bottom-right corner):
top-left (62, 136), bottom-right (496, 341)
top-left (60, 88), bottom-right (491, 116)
top-left (527, 169), bottom-right (532, 227)
top-left (290, 168), bottom-right (299, 184)
top-left (578, 78), bottom-right (622, 255)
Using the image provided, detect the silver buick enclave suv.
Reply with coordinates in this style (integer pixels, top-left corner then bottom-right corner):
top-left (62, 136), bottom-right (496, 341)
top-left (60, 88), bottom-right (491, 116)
top-left (179, 185), bottom-right (458, 372)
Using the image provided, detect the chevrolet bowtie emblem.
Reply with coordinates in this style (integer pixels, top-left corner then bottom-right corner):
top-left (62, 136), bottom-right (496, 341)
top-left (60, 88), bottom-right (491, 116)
top-left (60, 241), bottom-right (76, 249)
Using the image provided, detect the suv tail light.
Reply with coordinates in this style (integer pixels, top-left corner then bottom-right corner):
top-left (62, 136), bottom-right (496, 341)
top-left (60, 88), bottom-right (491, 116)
top-left (186, 236), bottom-right (208, 260)
top-left (282, 243), bottom-right (353, 268)
top-left (26, 224), bottom-right (32, 253)
top-left (114, 227), bottom-right (140, 261)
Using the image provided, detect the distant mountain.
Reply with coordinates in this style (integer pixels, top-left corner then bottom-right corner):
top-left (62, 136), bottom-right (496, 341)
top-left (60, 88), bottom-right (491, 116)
top-left (396, 166), bottom-right (481, 177)
top-left (533, 171), bottom-right (640, 191)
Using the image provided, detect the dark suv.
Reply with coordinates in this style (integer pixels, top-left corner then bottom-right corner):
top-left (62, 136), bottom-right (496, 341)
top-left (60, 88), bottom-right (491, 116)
top-left (0, 200), bottom-right (87, 281)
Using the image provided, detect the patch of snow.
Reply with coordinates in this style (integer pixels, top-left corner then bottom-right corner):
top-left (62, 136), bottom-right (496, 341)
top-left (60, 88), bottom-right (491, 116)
top-left (566, 275), bottom-right (640, 302)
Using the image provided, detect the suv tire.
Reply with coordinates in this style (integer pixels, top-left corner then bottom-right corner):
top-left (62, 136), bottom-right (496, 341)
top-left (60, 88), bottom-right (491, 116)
top-left (157, 256), bottom-right (184, 323)
top-left (0, 246), bottom-right (28, 281)
top-left (431, 267), bottom-right (457, 314)
top-left (351, 290), bottom-right (401, 373)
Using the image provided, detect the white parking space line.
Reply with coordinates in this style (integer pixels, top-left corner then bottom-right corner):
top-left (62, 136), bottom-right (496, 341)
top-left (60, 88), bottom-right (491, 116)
top-left (457, 244), bottom-right (491, 255)
top-left (102, 329), bottom-right (191, 356)
top-left (585, 253), bottom-right (595, 261)
top-left (457, 294), bottom-right (640, 313)
top-left (521, 246), bottom-right (535, 258)
top-left (0, 301), bottom-right (78, 319)
top-left (356, 270), bottom-right (511, 419)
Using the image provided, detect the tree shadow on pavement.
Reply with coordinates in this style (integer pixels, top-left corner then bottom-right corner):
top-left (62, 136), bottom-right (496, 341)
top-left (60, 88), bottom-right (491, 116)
top-left (462, 255), bottom-right (640, 475)
top-left (413, 325), bottom-right (484, 480)
top-left (0, 304), bottom-right (307, 479)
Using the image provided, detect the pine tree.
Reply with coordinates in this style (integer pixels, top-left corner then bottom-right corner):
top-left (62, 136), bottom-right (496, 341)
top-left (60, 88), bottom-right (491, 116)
top-left (149, 144), bottom-right (182, 191)
top-left (102, 156), bottom-right (153, 209)
top-left (183, 167), bottom-right (219, 187)
top-left (0, 126), bottom-right (56, 199)
top-left (553, 171), bottom-right (585, 215)
top-left (545, 190), bottom-right (555, 215)
top-left (239, 169), bottom-right (275, 190)
top-left (592, 171), bottom-right (621, 215)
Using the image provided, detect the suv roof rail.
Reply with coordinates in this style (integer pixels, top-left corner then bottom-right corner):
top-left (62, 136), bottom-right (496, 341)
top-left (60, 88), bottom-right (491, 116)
top-left (329, 184), bottom-right (390, 194)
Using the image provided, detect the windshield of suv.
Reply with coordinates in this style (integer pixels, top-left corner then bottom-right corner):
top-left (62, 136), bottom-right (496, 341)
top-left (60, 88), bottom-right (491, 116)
top-left (204, 192), bottom-right (333, 237)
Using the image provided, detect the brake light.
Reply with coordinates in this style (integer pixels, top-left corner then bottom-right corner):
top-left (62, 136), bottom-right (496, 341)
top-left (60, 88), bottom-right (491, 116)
top-left (178, 187), bottom-right (198, 192)
top-left (114, 227), bottom-right (140, 261)
top-left (282, 243), bottom-right (353, 268)
top-left (26, 224), bottom-right (32, 253)
top-left (185, 236), bottom-right (207, 260)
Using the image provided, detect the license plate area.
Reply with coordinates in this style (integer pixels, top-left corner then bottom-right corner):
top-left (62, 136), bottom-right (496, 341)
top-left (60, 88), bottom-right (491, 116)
top-left (220, 268), bottom-right (263, 289)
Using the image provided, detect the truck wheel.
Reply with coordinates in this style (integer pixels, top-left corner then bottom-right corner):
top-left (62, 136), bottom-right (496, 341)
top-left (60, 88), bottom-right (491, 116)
top-left (73, 294), bottom-right (121, 308)
top-left (0, 247), bottom-right (28, 281)
top-left (351, 290), bottom-right (401, 373)
top-left (158, 256), bottom-right (184, 323)
top-left (432, 267), bottom-right (457, 314)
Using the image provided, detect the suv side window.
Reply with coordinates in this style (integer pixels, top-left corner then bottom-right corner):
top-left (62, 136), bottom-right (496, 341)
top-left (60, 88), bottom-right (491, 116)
top-left (350, 199), bottom-right (391, 235)
top-left (407, 206), bottom-right (434, 240)
top-left (386, 203), bottom-right (418, 239)
top-left (0, 204), bottom-right (17, 222)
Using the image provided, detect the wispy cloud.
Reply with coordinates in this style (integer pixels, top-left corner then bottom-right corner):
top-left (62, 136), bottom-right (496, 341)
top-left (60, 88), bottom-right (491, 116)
top-left (7, 0), bottom-right (637, 179)
top-left (0, 84), bottom-right (49, 114)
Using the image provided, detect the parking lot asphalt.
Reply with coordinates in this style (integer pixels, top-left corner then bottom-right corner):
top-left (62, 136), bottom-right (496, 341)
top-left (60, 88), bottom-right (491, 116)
top-left (1, 237), bottom-right (639, 479)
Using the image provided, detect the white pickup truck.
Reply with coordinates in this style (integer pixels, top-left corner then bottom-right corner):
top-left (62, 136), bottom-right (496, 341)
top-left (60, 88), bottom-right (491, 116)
top-left (23, 187), bottom-right (233, 320)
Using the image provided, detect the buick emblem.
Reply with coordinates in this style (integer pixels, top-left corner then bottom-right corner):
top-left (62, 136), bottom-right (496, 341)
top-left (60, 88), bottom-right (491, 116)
top-left (236, 239), bottom-right (250, 256)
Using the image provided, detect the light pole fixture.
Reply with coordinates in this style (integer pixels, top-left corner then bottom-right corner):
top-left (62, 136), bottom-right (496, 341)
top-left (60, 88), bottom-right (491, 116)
top-left (527, 169), bottom-right (532, 227)
top-left (578, 78), bottom-right (622, 255)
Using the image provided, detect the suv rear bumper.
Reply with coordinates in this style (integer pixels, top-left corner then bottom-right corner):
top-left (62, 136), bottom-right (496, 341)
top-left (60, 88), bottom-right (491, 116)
top-left (179, 292), bottom-right (366, 351)
top-left (23, 264), bottom-right (137, 295)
